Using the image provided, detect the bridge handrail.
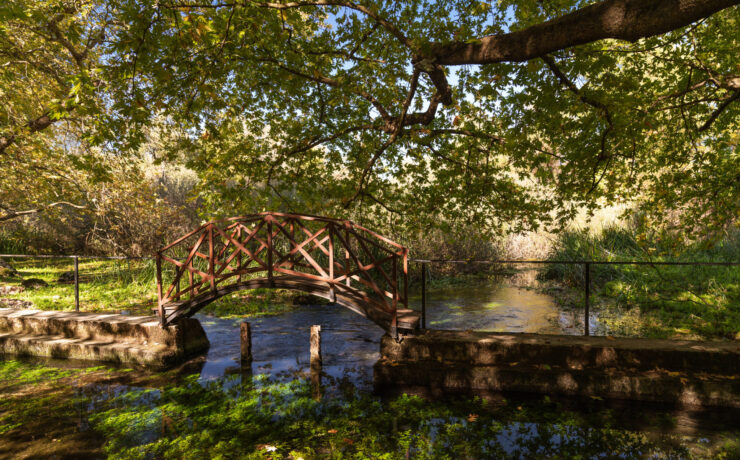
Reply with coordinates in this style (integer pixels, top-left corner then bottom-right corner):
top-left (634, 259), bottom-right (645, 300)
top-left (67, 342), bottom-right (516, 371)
top-left (155, 212), bottom-right (409, 331)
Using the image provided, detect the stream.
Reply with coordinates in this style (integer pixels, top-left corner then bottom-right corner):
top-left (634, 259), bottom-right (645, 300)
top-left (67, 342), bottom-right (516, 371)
top-left (2, 282), bottom-right (737, 459)
top-left (196, 283), bottom-right (590, 390)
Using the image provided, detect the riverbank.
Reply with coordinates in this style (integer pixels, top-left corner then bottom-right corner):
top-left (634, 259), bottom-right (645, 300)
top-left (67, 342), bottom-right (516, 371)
top-left (536, 227), bottom-right (739, 341)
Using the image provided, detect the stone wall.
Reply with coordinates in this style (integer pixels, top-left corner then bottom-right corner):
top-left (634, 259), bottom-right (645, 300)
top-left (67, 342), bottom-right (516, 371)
top-left (374, 330), bottom-right (740, 407)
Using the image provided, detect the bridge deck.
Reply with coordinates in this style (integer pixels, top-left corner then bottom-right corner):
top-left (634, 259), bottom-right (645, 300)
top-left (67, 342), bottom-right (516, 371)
top-left (161, 274), bottom-right (420, 331)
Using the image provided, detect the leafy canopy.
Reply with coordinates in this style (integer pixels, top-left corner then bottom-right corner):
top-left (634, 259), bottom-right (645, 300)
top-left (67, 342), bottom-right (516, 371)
top-left (1, 0), bottom-right (738, 237)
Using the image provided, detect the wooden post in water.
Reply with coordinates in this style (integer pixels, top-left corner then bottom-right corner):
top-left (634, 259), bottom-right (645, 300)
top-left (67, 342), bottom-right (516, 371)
top-left (310, 324), bottom-right (322, 400)
top-left (240, 321), bottom-right (252, 363)
top-left (310, 325), bottom-right (322, 369)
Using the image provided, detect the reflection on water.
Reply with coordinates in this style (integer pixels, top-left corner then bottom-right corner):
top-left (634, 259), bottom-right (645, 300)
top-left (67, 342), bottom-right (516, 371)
top-left (195, 282), bottom-right (602, 389)
top-left (196, 305), bottom-right (383, 391)
top-left (412, 283), bottom-right (588, 334)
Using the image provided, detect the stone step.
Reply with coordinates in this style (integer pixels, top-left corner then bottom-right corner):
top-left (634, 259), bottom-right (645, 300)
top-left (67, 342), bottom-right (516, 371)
top-left (395, 308), bottom-right (420, 330)
top-left (0, 308), bottom-right (209, 368)
top-left (0, 332), bottom-right (181, 368)
top-left (381, 330), bottom-right (740, 375)
top-left (0, 308), bottom-right (172, 346)
top-left (373, 358), bottom-right (740, 408)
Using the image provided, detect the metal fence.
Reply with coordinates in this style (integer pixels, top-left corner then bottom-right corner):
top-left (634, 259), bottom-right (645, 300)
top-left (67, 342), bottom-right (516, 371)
top-left (0, 254), bottom-right (150, 312)
top-left (2, 254), bottom-right (738, 336)
top-left (413, 259), bottom-right (740, 335)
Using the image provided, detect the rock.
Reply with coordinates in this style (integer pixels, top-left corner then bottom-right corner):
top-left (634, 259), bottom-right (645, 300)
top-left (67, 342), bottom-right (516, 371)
top-left (21, 278), bottom-right (48, 289)
top-left (0, 298), bottom-right (33, 309)
top-left (57, 270), bottom-right (76, 283)
top-left (292, 294), bottom-right (328, 305)
top-left (0, 258), bottom-right (19, 277)
top-left (0, 285), bottom-right (24, 295)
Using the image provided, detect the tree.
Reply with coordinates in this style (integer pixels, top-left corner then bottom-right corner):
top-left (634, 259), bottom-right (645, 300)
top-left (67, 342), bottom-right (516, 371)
top-left (2, 0), bottom-right (738, 238)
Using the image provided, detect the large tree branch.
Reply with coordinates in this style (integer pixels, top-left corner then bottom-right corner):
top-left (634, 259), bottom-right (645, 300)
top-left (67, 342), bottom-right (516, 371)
top-left (251, 55), bottom-right (394, 122)
top-left (542, 55), bottom-right (614, 193)
top-left (432, 0), bottom-right (739, 66)
top-left (0, 201), bottom-right (87, 223)
top-left (344, 70), bottom-right (421, 208)
top-left (698, 90), bottom-right (740, 131)
top-left (0, 113), bottom-right (54, 155)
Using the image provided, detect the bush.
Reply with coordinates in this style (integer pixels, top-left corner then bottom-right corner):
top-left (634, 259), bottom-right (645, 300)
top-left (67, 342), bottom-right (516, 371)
top-left (538, 226), bottom-right (636, 287)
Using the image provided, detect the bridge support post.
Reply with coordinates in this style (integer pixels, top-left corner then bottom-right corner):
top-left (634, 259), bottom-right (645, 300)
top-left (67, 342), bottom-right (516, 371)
top-left (156, 253), bottom-right (164, 326)
top-left (267, 220), bottom-right (274, 288)
top-left (240, 321), bottom-right (252, 363)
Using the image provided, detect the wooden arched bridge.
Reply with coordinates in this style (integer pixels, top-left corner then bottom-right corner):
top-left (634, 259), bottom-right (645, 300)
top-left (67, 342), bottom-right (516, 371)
top-left (155, 212), bottom-right (419, 336)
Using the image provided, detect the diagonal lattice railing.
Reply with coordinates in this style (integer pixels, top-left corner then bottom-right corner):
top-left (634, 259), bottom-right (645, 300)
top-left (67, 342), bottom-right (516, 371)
top-left (156, 212), bottom-right (412, 334)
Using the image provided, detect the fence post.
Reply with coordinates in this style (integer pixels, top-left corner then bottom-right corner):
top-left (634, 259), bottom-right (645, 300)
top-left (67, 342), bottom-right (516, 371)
top-left (156, 253), bottom-right (164, 326)
top-left (267, 218), bottom-right (274, 287)
top-left (584, 262), bottom-right (590, 336)
top-left (328, 225), bottom-right (335, 302)
top-left (74, 256), bottom-right (79, 312)
top-left (421, 262), bottom-right (426, 330)
top-left (208, 225), bottom-right (215, 291)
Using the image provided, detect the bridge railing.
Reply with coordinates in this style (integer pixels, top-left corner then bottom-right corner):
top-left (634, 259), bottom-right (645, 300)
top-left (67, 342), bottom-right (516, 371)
top-left (155, 212), bottom-right (408, 327)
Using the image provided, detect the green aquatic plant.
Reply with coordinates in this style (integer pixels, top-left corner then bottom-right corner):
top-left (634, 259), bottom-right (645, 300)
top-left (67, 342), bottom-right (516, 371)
top-left (90, 374), bottom-right (732, 459)
top-left (1, 359), bottom-right (738, 459)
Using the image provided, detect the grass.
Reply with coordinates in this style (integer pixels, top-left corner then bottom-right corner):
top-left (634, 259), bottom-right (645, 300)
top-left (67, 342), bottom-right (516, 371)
top-left (540, 227), bottom-right (740, 340)
top-left (0, 257), bottom-right (158, 314)
top-left (0, 257), bottom-right (307, 318)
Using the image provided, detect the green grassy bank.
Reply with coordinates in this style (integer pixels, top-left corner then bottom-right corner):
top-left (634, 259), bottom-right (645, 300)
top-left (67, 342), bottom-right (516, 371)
top-left (0, 257), bottom-right (303, 318)
top-left (540, 227), bottom-right (740, 340)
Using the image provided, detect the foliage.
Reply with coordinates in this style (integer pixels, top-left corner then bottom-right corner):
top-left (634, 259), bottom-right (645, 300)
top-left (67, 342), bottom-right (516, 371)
top-left (541, 226), bottom-right (740, 339)
top-left (0, 358), bottom-right (101, 437)
top-left (1, 0), bottom-right (738, 243)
